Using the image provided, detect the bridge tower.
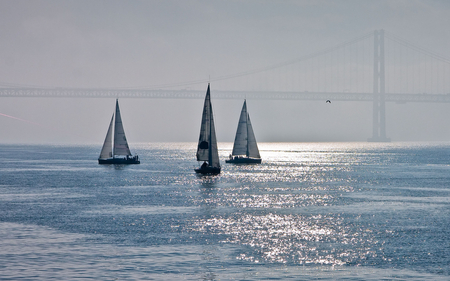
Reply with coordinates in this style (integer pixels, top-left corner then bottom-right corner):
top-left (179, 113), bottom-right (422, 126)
top-left (368, 29), bottom-right (390, 142)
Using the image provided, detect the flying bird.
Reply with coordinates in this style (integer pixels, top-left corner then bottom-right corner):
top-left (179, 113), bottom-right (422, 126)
top-left (326, 100), bottom-right (331, 103)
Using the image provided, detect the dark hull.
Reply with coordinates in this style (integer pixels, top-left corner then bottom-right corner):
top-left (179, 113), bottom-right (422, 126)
top-left (195, 166), bottom-right (221, 175)
top-left (225, 157), bottom-right (261, 164)
top-left (98, 158), bottom-right (140, 164)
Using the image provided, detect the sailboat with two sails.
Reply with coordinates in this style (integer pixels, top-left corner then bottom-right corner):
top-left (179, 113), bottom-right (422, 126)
top-left (98, 99), bottom-right (140, 164)
top-left (195, 84), bottom-right (221, 174)
top-left (226, 100), bottom-right (261, 164)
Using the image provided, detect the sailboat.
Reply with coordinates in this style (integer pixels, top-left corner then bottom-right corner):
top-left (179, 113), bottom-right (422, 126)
top-left (226, 100), bottom-right (261, 164)
top-left (98, 99), bottom-right (140, 164)
top-left (195, 84), bottom-right (221, 174)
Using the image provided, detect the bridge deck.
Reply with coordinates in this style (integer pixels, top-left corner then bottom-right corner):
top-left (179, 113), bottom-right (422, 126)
top-left (1, 88), bottom-right (450, 103)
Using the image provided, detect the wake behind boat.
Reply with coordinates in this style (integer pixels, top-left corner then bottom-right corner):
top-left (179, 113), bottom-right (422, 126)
top-left (195, 84), bottom-right (221, 174)
top-left (98, 99), bottom-right (140, 164)
top-left (226, 100), bottom-right (261, 164)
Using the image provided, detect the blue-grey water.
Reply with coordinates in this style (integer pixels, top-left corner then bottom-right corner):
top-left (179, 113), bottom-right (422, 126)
top-left (1, 142), bottom-right (449, 280)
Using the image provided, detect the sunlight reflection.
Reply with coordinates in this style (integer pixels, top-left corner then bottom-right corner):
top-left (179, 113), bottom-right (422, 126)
top-left (186, 142), bottom-right (383, 266)
top-left (190, 213), bottom-right (379, 266)
top-left (194, 191), bottom-right (335, 208)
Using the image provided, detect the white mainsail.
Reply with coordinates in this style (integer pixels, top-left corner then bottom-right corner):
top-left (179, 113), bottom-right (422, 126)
top-left (231, 100), bottom-right (260, 158)
top-left (209, 106), bottom-right (220, 167)
top-left (113, 99), bottom-right (132, 157)
top-left (246, 114), bottom-right (261, 158)
top-left (231, 100), bottom-right (249, 156)
top-left (196, 84), bottom-right (220, 168)
top-left (99, 113), bottom-right (114, 159)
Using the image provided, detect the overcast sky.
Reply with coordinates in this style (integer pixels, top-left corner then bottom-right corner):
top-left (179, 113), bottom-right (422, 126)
top-left (1, 0), bottom-right (450, 144)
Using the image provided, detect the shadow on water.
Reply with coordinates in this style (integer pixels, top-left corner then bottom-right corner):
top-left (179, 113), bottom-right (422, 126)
top-left (198, 177), bottom-right (219, 213)
top-left (196, 175), bottom-right (223, 280)
top-left (97, 163), bottom-right (132, 171)
top-left (199, 178), bottom-right (218, 188)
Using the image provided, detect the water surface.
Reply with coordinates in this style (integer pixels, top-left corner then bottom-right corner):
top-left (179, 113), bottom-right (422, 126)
top-left (1, 142), bottom-right (449, 280)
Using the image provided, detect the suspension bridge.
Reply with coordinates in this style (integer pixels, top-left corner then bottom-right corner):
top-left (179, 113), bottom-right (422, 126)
top-left (1, 30), bottom-right (450, 141)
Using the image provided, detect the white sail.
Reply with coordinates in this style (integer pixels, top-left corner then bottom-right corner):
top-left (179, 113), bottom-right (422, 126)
top-left (231, 100), bottom-right (249, 156)
top-left (209, 104), bottom-right (220, 168)
top-left (246, 114), bottom-right (261, 158)
top-left (196, 84), bottom-right (220, 168)
top-left (113, 99), bottom-right (132, 156)
top-left (99, 113), bottom-right (114, 159)
top-left (231, 100), bottom-right (260, 158)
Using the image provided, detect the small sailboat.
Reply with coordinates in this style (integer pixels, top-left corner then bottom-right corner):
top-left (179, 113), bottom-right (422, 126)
top-left (98, 99), bottom-right (140, 164)
top-left (226, 100), bottom-right (261, 164)
top-left (195, 84), bottom-right (221, 174)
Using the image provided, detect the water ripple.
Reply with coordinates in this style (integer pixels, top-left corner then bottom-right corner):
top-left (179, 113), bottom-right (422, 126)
top-left (189, 213), bottom-right (380, 266)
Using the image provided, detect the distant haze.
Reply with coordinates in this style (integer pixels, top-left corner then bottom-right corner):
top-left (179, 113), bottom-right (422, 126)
top-left (1, 0), bottom-right (450, 144)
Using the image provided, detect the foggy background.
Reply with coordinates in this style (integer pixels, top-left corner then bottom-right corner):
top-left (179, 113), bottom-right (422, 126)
top-left (1, 0), bottom-right (450, 144)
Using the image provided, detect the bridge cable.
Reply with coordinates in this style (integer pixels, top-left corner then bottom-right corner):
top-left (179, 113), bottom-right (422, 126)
top-left (385, 31), bottom-right (450, 64)
top-left (109, 31), bottom-right (374, 90)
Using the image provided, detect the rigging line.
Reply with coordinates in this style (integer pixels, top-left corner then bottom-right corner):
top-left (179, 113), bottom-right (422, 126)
top-left (385, 31), bottom-right (450, 64)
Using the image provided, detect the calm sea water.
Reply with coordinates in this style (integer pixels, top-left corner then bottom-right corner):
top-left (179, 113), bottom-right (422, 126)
top-left (0, 142), bottom-right (449, 280)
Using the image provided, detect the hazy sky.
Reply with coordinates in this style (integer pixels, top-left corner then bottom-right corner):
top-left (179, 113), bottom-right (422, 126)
top-left (1, 0), bottom-right (450, 144)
